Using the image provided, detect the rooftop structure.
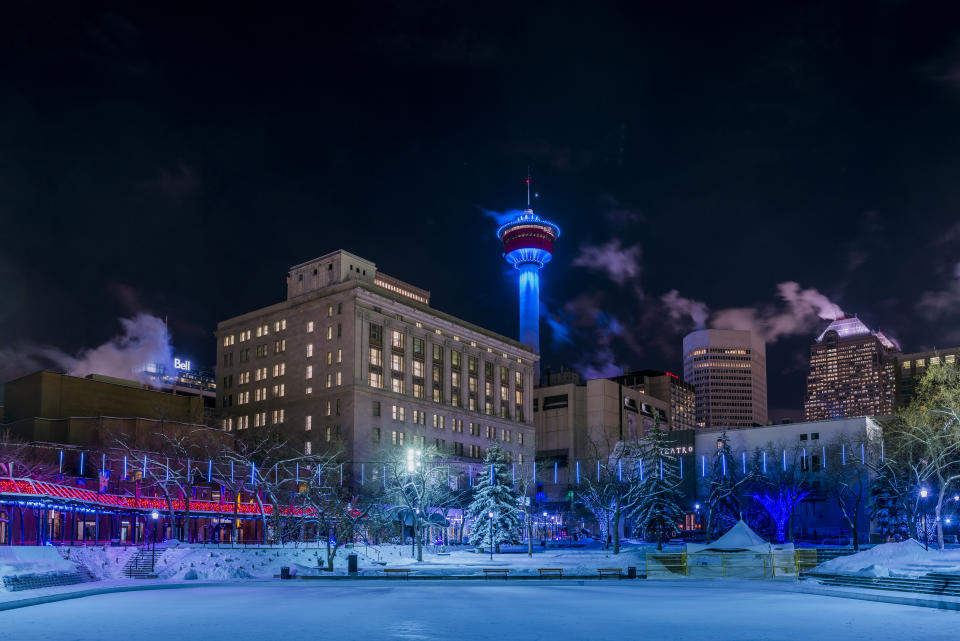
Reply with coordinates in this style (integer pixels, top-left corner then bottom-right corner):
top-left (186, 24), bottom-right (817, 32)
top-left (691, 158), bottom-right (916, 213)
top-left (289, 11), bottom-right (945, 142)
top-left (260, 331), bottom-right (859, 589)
top-left (497, 174), bottom-right (561, 363)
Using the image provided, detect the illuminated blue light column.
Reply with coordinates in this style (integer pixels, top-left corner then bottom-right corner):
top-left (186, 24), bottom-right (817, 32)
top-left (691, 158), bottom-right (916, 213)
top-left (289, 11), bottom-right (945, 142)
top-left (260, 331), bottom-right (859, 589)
top-left (497, 176), bottom-right (560, 368)
top-left (518, 263), bottom-right (540, 352)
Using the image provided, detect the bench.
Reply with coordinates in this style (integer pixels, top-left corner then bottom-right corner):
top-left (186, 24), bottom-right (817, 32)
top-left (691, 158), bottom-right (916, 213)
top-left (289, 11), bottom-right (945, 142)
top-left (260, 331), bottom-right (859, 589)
top-left (597, 568), bottom-right (622, 579)
top-left (383, 568), bottom-right (411, 579)
top-left (538, 568), bottom-right (563, 579)
top-left (483, 568), bottom-right (509, 580)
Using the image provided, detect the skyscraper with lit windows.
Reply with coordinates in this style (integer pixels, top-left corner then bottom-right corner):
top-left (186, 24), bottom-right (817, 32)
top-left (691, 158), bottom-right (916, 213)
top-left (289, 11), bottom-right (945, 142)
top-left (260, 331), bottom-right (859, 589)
top-left (803, 317), bottom-right (899, 421)
top-left (682, 329), bottom-right (768, 429)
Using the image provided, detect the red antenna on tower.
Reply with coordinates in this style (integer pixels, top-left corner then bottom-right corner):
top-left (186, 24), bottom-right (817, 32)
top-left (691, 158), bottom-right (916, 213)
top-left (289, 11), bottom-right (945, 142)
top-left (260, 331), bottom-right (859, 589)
top-left (525, 167), bottom-right (532, 209)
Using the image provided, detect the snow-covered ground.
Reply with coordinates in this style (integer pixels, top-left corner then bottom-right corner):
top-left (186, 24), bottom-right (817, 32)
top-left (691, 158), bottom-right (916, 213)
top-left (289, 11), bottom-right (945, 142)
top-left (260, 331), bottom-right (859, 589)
top-left (815, 539), bottom-right (960, 578)
top-left (146, 540), bottom-right (670, 579)
top-left (6, 581), bottom-right (956, 641)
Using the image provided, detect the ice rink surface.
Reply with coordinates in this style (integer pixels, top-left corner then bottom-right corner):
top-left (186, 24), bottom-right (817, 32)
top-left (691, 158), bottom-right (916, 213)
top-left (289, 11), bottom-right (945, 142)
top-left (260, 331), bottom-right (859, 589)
top-left (3, 580), bottom-right (956, 641)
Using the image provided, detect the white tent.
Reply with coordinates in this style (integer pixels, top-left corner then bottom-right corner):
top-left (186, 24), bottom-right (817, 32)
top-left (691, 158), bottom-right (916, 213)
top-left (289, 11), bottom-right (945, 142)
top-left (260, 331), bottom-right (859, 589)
top-left (684, 521), bottom-right (795, 578)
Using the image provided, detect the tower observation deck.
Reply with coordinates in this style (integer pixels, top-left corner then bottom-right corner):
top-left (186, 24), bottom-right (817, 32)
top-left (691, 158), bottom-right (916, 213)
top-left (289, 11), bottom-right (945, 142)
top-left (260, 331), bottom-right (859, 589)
top-left (497, 175), bottom-right (561, 363)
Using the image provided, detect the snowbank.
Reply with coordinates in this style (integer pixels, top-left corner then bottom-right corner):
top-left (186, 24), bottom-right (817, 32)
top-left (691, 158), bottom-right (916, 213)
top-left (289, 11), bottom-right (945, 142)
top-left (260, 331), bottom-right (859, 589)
top-left (815, 540), bottom-right (960, 577)
top-left (58, 546), bottom-right (137, 580)
top-left (0, 547), bottom-right (80, 590)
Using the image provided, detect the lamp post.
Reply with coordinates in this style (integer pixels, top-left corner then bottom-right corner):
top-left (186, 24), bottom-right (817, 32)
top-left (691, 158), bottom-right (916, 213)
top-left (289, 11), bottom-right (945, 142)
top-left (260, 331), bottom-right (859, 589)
top-left (488, 511), bottom-right (494, 561)
top-left (150, 511), bottom-right (159, 571)
top-left (920, 488), bottom-right (929, 551)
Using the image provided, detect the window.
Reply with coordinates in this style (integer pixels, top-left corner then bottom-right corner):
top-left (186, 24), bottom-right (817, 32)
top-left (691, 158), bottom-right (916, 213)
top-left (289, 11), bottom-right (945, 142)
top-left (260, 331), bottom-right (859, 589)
top-left (307, 321), bottom-right (314, 333)
top-left (433, 344), bottom-right (443, 362)
top-left (326, 373), bottom-right (333, 388)
top-left (305, 441), bottom-right (312, 455)
top-left (412, 360), bottom-right (424, 378)
top-left (372, 427), bottom-right (381, 443)
top-left (469, 356), bottom-right (478, 373)
top-left (325, 426), bottom-right (332, 442)
top-left (413, 382), bottom-right (424, 399)
top-left (392, 330), bottom-right (404, 349)
top-left (273, 363), bottom-right (286, 376)
top-left (413, 337), bottom-right (424, 356)
top-left (370, 347), bottom-right (383, 367)
top-left (542, 394), bottom-right (568, 410)
top-left (274, 319), bottom-right (286, 332)
top-left (306, 386), bottom-right (313, 395)
top-left (328, 305), bottom-right (334, 318)
top-left (336, 371), bottom-right (342, 386)
top-left (451, 350), bottom-right (461, 368)
top-left (272, 409), bottom-right (285, 424)
top-left (273, 384), bottom-right (285, 397)
top-left (392, 378), bottom-right (404, 394)
top-left (392, 405), bottom-right (406, 421)
top-left (391, 353), bottom-right (404, 373)
top-left (306, 365), bottom-right (313, 379)
top-left (326, 401), bottom-right (332, 417)
top-left (811, 432), bottom-right (820, 440)
top-left (369, 323), bottom-right (383, 344)
top-left (392, 431), bottom-right (404, 446)
top-left (337, 349), bottom-right (342, 363)
top-left (223, 335), bottom-right (235, 347)
top-left (369, 371), bottom-right (383, 388)
top-left (306, 344), bottom-right (314, 357)
top-left (305, 415), bottom-right (312, 431)
top-left (335, 399), bottom-right (341, 416)
top-left (517, 432), bottom-right (523, 446)
top-left (372, 401), bottom-right (381, 417)
top-left (515, 370), bottom-right (522, 387)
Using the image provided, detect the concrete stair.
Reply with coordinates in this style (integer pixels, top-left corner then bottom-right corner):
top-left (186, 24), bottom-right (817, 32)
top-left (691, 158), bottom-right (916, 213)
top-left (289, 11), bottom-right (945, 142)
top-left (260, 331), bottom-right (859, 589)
top-left (122, 546), bottom-right (164, 578)
top-left (807, 572), bottom-right (960, 597)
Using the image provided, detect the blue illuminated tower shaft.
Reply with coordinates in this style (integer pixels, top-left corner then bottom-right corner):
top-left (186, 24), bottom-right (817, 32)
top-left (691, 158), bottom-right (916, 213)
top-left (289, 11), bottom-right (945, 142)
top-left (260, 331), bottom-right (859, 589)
top-left (518, 264), bottom-right (541, 353)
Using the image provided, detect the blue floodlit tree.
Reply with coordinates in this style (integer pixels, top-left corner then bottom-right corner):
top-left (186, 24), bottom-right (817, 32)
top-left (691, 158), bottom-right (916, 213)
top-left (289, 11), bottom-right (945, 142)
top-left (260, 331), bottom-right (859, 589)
top-left (629, 420), bottom-right (684, 550)
top-left (468, 445), bottom-right (523, 553)
top-left (748, 443), bottom-right (809, 543)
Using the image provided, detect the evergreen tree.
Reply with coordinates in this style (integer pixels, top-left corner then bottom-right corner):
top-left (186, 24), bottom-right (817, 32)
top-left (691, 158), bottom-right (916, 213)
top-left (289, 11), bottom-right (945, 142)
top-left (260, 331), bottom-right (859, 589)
top-left (468, 445), bottom-right (523, 552)
top-left (629, 421), bottom-right (684, 550)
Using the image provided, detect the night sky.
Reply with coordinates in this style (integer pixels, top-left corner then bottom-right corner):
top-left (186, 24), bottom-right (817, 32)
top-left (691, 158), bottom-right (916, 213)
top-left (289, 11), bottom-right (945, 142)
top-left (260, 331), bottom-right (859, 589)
top-left (3, 2), bottom-right (960, 419)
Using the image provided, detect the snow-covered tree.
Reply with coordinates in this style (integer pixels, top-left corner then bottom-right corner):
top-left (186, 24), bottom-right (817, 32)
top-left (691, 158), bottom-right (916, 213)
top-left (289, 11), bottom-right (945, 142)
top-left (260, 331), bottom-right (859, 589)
top-left (629, 422), bottom-right (684, 550)
top-left (868, 457), bottom-right (916, 541)
top-left (468, 445), bottom-right (523, 552)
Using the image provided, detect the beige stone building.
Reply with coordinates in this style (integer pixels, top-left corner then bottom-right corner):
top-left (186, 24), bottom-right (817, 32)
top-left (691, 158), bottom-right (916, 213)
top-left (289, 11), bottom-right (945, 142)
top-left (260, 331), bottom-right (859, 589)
top-left (215, 250), bottom-right (537, 468)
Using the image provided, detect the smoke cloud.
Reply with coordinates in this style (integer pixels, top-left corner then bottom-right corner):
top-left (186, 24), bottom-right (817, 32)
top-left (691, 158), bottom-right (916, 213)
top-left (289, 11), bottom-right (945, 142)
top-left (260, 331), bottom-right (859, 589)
top-left (0, 314), bottom-right (175, 390)
top-left (917, 261), bottom-right (960, 319)
top-left (661, 289), bottom-right (709, 330)
top-left (572, 240), bottom-right (643, 287)
top-left (711, 282), bottom-right (844, 343)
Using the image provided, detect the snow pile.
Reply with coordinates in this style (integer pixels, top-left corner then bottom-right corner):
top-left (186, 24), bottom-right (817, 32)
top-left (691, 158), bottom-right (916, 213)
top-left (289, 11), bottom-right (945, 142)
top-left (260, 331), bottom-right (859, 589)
top-left (154, 543), bottom-right (333, 580)
top-left (0, 547), bottom-right (81, 590)
top-left (815, 540), bottom-right (960, 577)
top-left (58, 546), bottom-right (137, 580)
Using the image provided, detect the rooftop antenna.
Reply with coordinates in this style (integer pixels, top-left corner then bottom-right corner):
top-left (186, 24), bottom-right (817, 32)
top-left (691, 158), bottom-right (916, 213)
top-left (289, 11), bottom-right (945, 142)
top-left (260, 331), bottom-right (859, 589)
top-left (525, 168), bottom-right (532, 209)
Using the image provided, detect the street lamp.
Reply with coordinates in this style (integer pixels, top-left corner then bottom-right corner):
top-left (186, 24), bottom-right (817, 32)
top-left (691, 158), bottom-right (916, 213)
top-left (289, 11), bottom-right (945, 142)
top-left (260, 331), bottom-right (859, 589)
top-left (150, 511), bottom-right (159, 571)
top-left (919, 488), bottom-right (929, 551)
top-left (488, 511), bottom-right (494, 561)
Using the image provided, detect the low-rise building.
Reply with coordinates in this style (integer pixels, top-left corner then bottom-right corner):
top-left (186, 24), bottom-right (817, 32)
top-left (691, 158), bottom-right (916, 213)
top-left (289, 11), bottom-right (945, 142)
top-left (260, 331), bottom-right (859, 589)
top-left (894, 348), bottom-right (960, 407)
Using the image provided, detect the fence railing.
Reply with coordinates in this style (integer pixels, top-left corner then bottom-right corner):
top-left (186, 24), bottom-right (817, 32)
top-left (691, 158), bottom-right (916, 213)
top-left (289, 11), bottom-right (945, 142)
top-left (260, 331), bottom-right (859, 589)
top-left (646, 550), bottom-right (802, 579)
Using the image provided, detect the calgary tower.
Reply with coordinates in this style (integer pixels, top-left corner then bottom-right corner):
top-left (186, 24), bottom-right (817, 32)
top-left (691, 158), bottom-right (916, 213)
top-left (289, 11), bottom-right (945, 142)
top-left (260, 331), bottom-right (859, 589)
top-left (497, 173), bottom-right (561, 365)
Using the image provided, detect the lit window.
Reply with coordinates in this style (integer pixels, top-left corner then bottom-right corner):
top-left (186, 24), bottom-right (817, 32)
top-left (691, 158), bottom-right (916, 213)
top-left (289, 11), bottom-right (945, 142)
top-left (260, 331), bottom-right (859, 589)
top-left (305, 416), bottom-right (312, 431)
top-left (306, 365), bottom-right (313, 379)
top-left (306, 344), bottom-right (314, 357)
top-left (307, 321), bottom-right (314, 333)
top-left (305, 441), bottom-right (312, 455)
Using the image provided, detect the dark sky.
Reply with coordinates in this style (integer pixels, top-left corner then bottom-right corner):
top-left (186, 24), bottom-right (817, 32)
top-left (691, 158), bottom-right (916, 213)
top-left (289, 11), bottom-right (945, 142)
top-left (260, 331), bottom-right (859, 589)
top-left (3, 1), bottom-right (960, 418)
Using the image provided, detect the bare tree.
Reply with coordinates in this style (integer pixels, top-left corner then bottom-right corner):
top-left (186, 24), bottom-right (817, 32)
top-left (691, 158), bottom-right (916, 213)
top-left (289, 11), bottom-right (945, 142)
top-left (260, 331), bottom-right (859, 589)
top-left (822, 434), bottom-right (872, 550)
top-left (888, 358), bottom-right (960, 549)
top-left (576, 434), bottom-right (641, 554)
top-left (381, 444), bottom-right (465, 562)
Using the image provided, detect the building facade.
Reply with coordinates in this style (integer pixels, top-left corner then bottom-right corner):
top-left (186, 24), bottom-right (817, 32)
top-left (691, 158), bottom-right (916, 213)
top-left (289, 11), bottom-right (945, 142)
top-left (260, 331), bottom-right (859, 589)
top-left (2, 370), bottom-right (210, 446)
top-left (533, 373), bottom-right (695, 513)
top-left (216, 250), bottom-right (537, 469)
top-left (803, 317), bottom-right (899, 421)
top-left (894, 347), bottom-right (960, 408)
top-left (683, 329), bottom-right (768, 429)
top-left (694, 417), bottom-right (882, 542)
top-left (607, 369), bottom-right (697, 431)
